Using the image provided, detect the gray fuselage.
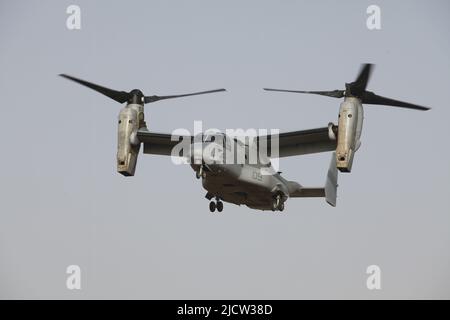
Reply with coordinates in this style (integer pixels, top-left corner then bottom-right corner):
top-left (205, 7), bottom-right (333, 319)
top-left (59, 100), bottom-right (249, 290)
top-left (189, 134), bottom-right (295, 210)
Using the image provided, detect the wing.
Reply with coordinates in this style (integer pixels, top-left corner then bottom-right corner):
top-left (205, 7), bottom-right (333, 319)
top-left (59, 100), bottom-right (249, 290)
top-left (137, 128), bottom-right (193, 156)
top-left (257, 126), bottom-right (337, 158)
top-left (137, 125), bottom-right (337, 158)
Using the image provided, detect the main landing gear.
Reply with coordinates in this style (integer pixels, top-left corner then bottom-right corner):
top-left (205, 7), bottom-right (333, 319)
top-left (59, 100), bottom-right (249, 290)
top-left (209, 197), bottom-right (223, 213)
top-left (271, 194), bottom-right (285, 212)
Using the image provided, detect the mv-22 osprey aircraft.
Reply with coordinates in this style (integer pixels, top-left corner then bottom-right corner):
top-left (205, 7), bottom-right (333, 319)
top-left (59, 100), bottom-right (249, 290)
top-left (60, 64), bottom-right (429, 212)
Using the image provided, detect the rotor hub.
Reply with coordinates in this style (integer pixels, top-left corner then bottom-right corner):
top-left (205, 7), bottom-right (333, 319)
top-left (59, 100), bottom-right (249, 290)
top-left (128, 89), bottom-right (144, 104)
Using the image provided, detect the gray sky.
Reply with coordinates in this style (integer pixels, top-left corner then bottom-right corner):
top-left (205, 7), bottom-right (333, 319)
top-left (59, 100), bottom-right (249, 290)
top-left (0, 0), bottom-right (449, 299)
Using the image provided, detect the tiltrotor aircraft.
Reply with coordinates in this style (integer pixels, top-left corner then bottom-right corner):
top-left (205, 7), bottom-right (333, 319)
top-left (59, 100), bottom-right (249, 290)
top-left (60, 64), bottom-right (429, 212)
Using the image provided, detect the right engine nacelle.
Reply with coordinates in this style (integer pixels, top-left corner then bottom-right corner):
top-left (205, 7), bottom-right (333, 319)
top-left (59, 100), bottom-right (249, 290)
top-left (336, 97), bottom-right (363, 172)
top-left (117, 103), bottom-right (145, 176)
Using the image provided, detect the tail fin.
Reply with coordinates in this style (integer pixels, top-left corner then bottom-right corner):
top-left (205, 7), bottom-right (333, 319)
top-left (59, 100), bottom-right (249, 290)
top-left (287, 152), bottom-right (339, 206)
top-left (325, 152), bottom-right (338, 206)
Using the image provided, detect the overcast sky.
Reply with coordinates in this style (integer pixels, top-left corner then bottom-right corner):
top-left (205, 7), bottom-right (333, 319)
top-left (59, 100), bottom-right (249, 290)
top-left (0, 0), bottom-right (449, 299)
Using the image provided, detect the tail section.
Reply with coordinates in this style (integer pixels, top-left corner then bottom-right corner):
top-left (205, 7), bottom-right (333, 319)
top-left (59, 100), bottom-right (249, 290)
top-left (288, 152), bottom-right (339, 206)
top-left (325, 152), bottom-right (338, 206)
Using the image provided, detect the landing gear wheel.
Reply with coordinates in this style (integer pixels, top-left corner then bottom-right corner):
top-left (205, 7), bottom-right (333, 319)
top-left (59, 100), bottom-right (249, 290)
top-left (271, 194), bottom-right (284, 212)
top-left (209, 201), bottom-right (216, 212)
top-left (272, 195), bottom-right (281, 211)
top-left (271, 200), bottom-right (277, 211)
top-left (216, 201), bottom-right (223, 212)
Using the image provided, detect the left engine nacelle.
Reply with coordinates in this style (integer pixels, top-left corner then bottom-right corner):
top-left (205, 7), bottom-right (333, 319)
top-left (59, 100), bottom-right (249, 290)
top-left (117, 103), bottom-right (145, 176)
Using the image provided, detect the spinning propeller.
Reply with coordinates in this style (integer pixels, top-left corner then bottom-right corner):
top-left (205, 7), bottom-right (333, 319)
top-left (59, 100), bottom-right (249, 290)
top-left (264, 64), bottom-right (430, 111)
top-left (60, 74), bottom-right (226, 105)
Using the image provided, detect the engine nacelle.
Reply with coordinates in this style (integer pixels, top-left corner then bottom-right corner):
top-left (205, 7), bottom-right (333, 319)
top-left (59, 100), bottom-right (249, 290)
top-left (117, 103), bottom-right (145, 176)
top-left (336, 97), bottom-right (363, 172)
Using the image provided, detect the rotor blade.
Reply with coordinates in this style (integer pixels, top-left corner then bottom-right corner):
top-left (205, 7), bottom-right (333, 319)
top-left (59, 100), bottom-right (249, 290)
top-left (144, 88), bottom-right (226, 104)
top-left (351, 63), bottom-right (373, 92)
top-left (59, 74), bottom-right (130, 103)
top-left (361, 91), bottom-right (430, 111)
top-left (263, 88), bottom-right (345, 98)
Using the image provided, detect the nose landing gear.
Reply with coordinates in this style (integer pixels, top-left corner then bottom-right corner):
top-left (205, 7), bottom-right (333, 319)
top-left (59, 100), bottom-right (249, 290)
top-left (196, 165), bottom-right (207, 179)
top-left (216, 201), bottom-right (223, 212)
top-left (209, 197), bottom-right (223, 213)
